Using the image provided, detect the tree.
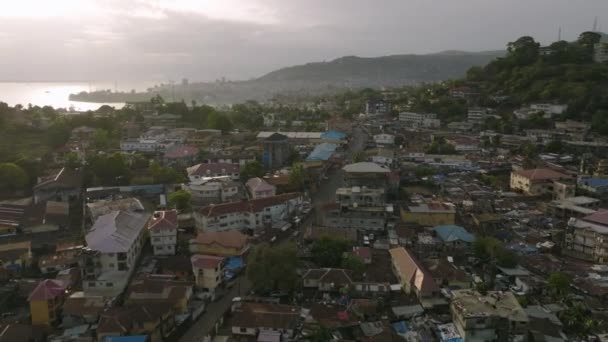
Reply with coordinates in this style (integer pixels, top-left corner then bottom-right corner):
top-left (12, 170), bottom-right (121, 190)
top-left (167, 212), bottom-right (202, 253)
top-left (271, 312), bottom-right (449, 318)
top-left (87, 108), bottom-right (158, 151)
top-left (0, 163), bottom-right (28, 193)
top-left (168, 190), bottom-right (191, 211)
top-left (353, 151), bottom-right (366, 163)
top-left (495, 248), bottom-right (518, 268)
top-left (547, 272), bottom-right (571, 300)
top-left (240, 160), bottom-right (264, 181)
top-left (64, 152), bottom-right (82, 169)
top-left (311, 236), bottom-right (350, 268)
top-left (47, 121), bottom-right (71, 147)
top-left (310, 326), bottom-right (332, 342)
top-left (507, 36), bottom-right (540, 66)
top-left (149, 163), bottom-right (184, 184)
top-left (91, 129), bottom-right (111, 150)
top-left (341, 254), bottom-right (366, 280)
top-left (288, 164), bottom-right (308, 191)
top-left (87, 152), bottom-right (131, 186)
top-left (207, 112), bottom-right (233, 132)
top-left (247, 242), bottom-right (298, 293)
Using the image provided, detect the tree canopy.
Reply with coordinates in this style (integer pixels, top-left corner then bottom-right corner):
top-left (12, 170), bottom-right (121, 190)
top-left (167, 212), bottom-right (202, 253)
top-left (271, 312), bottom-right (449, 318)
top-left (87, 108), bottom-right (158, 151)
top-left (0, 163), bottom-right (28, 193)
top-left (311, 236), bottom-right (351, 268)
top-left (246, 242), bottom-right (298, 293)
top-left (168, 190), bottom-right (192, 211)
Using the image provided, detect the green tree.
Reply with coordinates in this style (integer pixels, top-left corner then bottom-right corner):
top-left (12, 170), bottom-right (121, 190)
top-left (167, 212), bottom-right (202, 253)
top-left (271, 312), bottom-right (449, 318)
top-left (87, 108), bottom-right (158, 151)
top-left (547, 272), bottom-right (572, 300)
top-left (341, 254), bottom-right (366, 280)
top-left (247, 242), bottom-right (298, 293)
top-left (507, 36), bottom-right (540, 66)
top-left (149, 163), bottom-right (184, 184)
top-left (87, 152), bottom-right (131, 186)
top-left (240, 160), bottom-right (264, 181)
top-left (353, 151), bottom-right (366, 163)
top-left (64, 152), bottom-right (82, 170)
top-left (207, 112), bottom-right (233, 132)
top-left (91, 129), bottom-right (111, 150)
top-left (310, 326), bottom-right (332, 342)
top-left (168, 190), bottom-right (192, 211)
top-left (130, 153), bottom-right (150, 169)
top-left (311, 236), bottom-right (350, 268)
top-left (288, 164), bottom-right (309, 191)
top-left (0, 163), bottom-right (28, 193)
top-left (47, 121), bottom-right (71, 147)
top-left (495, 248), bottom-right (518, 268)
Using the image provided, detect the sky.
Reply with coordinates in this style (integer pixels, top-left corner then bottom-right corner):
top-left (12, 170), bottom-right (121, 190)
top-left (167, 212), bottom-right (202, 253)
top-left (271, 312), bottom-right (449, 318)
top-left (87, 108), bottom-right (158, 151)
top-left (0, 0), bottom-right (606, 82)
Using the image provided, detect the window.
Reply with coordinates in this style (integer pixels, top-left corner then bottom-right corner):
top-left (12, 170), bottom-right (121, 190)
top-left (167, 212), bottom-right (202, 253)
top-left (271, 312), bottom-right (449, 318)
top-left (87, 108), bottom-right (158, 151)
top-left (240, 328), bottom-right (247, 333)
top-left (106, 282), bottom-right (113, 287)
top-left (88, 282), bottom-right (96, 287)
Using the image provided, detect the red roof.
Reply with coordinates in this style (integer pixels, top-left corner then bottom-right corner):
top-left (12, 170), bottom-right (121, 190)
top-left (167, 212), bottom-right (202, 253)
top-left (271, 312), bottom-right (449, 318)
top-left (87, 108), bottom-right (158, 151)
top-left (28, 279), bottom-right (67, 301)
top-left (148, 210), bottom-right (178, 232)
top-left (164, 145), bottom-right (199, 159)
top-left (583, 210), bottom-right (608, 226)
top-left (353, 246), bottom-right (371, 260)
top-left (514, 168), bottom-right (568, 181)
top-left (191, 254), bottom-right (224, 269)
top-left (191, 230), bottom-right (249, 250)
top-left (197, 193), bottom-right (302, 218)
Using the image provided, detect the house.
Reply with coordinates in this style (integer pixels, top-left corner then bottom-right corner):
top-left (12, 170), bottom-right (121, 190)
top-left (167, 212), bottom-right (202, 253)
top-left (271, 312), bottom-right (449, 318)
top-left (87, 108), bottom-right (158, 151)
top-left (366, 100), bottom-right (391, 117)
top-left (231, 302), bottom-right (300, 339)
top-left (126, 277), bottom-right (193, 314)
top-left (525, 305), bottom-right (567, 342)
top-left (433, 225), bottom-right (475, 249)
top-left (86, 198), bottom-right (145, 222)
top-left (97, 304), bottom-right (175, 342)
top-left (336, 186), bottom-right (385, 208)
top-left (184, 176), bottom-right (240, 205)
top-left (29, 279), bottom-right (68, 325)
top-left (246, 177), bottom-right (276, 199)
top-left (401, 202), bottom-right (456, 226)
top-left (422, 258), bottom-right (471, 289)
top-left (193, 192), bottom-right (303, 232)
top-left (321, 202), bottom-right (388, 231)
top-left (594, 34), bottom-right (608, 63)
top-left (186, 163), bottom-right (240, 181)
top-left (148, 210), bottom-right (178, 256)
top-left (548, 196), bottom-right (600, 219)
top-left (33, 167), bottom-right (83, 204)
top-left (163, 145), bottom-right (199, 166)
top-left (0, 201), bottom-right (69, 236)
top-left (342, 162), bottom-right (391, 188)
top-left (82, 211), bottom-right (150, 296)
top-left (389, 247), bottom-right (440, 299)
top-left (0, 241), bottom-right (32, 274)
top-left (373, 133), bottom-right (395, 146)
top-left (510, 168), bottom-right (571, 196)
top-left (62, 292), bottom-right (106, 327)
top-left (450, 290), bottom-right (529, 342)
top-left (191, 255), bottom-right (225, 297)
top-left (189, 230), bottom-right (250, 257)
top-left (302, 268), bottom-right (353, 292)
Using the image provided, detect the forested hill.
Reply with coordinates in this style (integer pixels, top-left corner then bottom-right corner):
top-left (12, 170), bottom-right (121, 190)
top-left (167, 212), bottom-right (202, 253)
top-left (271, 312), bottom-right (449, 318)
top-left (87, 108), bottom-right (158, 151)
top-left (256, 51), bottom-right (504, 86)
top-left (459, 32), bottom-right (608, 133)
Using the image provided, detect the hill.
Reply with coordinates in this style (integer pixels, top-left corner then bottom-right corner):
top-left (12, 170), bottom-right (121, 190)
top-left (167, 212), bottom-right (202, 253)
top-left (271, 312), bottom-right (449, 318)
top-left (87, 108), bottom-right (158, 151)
top-left (70, 50), bottom-right (504, 104)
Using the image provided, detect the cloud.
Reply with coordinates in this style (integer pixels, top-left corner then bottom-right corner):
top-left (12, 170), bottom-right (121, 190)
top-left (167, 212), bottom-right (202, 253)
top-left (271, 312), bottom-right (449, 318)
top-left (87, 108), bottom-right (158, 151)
top-left (0, 0), bottom-right (606, 81)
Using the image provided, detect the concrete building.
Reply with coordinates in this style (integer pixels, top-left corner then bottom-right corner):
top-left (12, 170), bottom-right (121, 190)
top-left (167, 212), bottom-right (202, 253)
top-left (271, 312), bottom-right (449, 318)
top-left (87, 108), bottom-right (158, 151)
top-left (194, 193), bottom-right (303, 232)
top-left (262, 133), bottom-right (289, 169)
top-left (246, 177), bottom-right (276, 199)
top-left (29, 279), bottom-right (68, 326)
top-left (467, 108), bottom-right (488, 124)
top-left (399, 112), bottom-right (441, 128)
top-left (594, 34), bottom-right (608, 63)
top-left (389, 247), bottom-right (440, 299)
top-left (451, 290), bottom-right (529, 342)
top-left (120, 139), bottom-right (174, 153)
top-left (366, 100), bottom-right (391, 117)
top-left (191, 254), bottom-right (225, 297)
top-left (82, 210), bottom-right (150, 297)
top-left (401, 202), bottom-right (456, 226)
top-left (321, 203), bottom-right (390, 231)
top-left (510, 168), bottom-right (572, 197)
top-left (189, 230), bottom-right (250, 257)
top-left (373, 133), bottom-right (395, 146)
top-left (343, 162), bottom-right (391, 188)
top-left (184, 176), bottom-right (240, 205)
top-left (336, 186), bottom-right (385, 208)
top-left (565, 211), bottom-right (608, 263)
top-left (147, 210), bottom-right (178, 256)
top-left (187, 163), bottom-right (240, 181)
top-left (548, 196), bottom-right (600, 219)
top-left (231, 302), bottom-right (300, 339)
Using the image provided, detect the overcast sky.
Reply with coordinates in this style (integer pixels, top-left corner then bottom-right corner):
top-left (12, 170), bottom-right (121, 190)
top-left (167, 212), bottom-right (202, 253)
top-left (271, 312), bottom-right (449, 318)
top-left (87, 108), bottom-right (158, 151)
top-left (0, 0), bottom-right (606, 82)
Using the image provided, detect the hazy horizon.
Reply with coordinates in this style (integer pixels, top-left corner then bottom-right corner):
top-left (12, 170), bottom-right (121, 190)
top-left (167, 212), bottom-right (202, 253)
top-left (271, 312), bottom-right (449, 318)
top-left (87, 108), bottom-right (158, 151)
top-left (1, 0), bottom-right (607, 82)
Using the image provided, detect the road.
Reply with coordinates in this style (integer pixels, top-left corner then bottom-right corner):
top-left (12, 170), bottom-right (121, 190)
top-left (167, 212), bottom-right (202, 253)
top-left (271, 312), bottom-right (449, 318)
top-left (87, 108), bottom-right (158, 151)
top-left (179, 126), bottom-right (367, 342)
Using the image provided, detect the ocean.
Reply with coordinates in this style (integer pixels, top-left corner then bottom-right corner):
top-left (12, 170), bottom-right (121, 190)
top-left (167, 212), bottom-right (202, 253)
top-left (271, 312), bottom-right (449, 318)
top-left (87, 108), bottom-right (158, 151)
top-left (0, 81), bottom-right (159, 111)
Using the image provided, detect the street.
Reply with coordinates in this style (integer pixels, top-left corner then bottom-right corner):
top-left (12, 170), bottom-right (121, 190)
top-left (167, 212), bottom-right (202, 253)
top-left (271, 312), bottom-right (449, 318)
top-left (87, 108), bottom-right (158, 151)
top-left (179, 126), bottom-right (367, 342)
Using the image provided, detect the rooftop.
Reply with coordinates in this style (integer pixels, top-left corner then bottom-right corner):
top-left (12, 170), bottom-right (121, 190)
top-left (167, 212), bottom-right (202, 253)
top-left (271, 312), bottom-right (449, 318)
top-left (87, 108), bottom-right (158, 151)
top-left (190, 230), bottom-right (249, 250)
top-left (191, 254), bottom-right (224, 269)
top-left (147, 209), bottom-right (178, 232)
top-left (197, 192), bottom-right (301, 218)
top-left (433, 225), bottom-right (475, 243)
top-left (342, 162), bottom-right (391, 174)
top-left (187, 163), bottom-right (240, 177)
top-left (164, 145), bottom-right (199, 159)
top-left (513, 168), bottom-right (569, 181)
top-left (85, 211), bottom-right (150, 253)
top-left (451, 290), bottom-right (528, 322)
top-left (28, 279), bottom-right (67, 301)
top-left (87, 198), bottom-right (145, 220)
top-left (389, 247), bottom-right (439, 295)
top-left (407, 202), bottom-right (456, 214)
top-left (232, 302), bottom-right (300, 330)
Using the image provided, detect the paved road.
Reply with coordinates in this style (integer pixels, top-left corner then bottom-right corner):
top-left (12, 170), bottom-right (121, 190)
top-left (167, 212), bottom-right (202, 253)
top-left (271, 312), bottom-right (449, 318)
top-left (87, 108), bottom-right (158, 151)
top-left (179, 126), bottom-right (367, 342)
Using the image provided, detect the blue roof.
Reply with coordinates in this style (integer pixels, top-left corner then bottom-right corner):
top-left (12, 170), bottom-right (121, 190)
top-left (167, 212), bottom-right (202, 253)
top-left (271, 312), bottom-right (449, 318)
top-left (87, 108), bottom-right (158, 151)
top-left (306, 143), bottom-right (338, 161)
top-left (103, 336), bottom-right (148, 342)
top-left (321, 130), bottom-right (346, 140)
top-left (434, 225), bottom-right (475, 243)
top-left (391, 321), bottom-right (409, 334)
top-left (225, 257), bottom-right (244, 271)
top-left (583, 178), bottom-right (608, 188)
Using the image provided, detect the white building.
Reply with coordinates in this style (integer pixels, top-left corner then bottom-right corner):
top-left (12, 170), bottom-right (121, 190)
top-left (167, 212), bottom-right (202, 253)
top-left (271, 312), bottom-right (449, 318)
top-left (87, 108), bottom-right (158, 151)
top-left (246, 177), bottom-right (276, 199)
top-left (119, 139), bottom-right (174, 153)
top-left (467, 108), bottom-right (487, 124)
top-left (82, 210), bottom-right (150, 297)
top-left (373, 133), bottom-right (395, 146)
top-left (594, 35), bottom-right (608, 63)
top-left (193, 193), bottom-right (303, 232)
top-left (399, 112), bottom-right (440, 128)
top-left (147, 210), bottom-right (178, 256)
top-left (187, 163), bottom-right (240, 182)
top-left (184, 176), bottom-right (240, 205)
top-left (530, 103), bottom-right (568, 116)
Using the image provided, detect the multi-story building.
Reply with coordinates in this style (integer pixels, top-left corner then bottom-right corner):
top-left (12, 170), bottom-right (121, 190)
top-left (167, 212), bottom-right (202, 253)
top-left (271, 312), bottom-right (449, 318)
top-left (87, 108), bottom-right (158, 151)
top-left (467, 107), bottom-right (488, 124)
top-left (400, 202), bottom-right (456, 226)
top-left (120, 139), bottom-right (175, 153)
top-left (321, 203), bottom-right (389, 231)
top-left (548, 196), bottom-right (600, 219)
top-left (81, 210), bottom-right (150, 297)
top-left (193, 193), bottom-right (303, 232)
top-left (187, 163), bottom-right (240, 181)
top-left (565, 210), bottom-right (608, 263)
top-left (451, 290), bottom-right (529, 342)
top-left (389, 247), bottom-right (440, 299)
top-left (336, 186), bottom-right (385, 208)
top-left (232, 302), bottom-right (300, 339)
top-left (399, 112), bottom-right (441, 128)
top-left (594, 35), bottom-right (608, 63)
top-left (184, 176), bottom-right (241, 205)
top-left (366, 100), bottom-right (391, 117)
top-left (510, 168), bottom-right (572, 197)
top-left (148, 210), bottom-right (178, 256)
top-left (262, 133), bottom-right (290, 169)
top-left (373, 133), bottom-right (395, 146)
top-left (191, 254), bottom-right (225, 298)
top-left (246, 177), bottom-right (276, 199)
top-left (29, 279), bottom-right (68, 325)
top-left (343, 162), bottom-right (391, 188)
